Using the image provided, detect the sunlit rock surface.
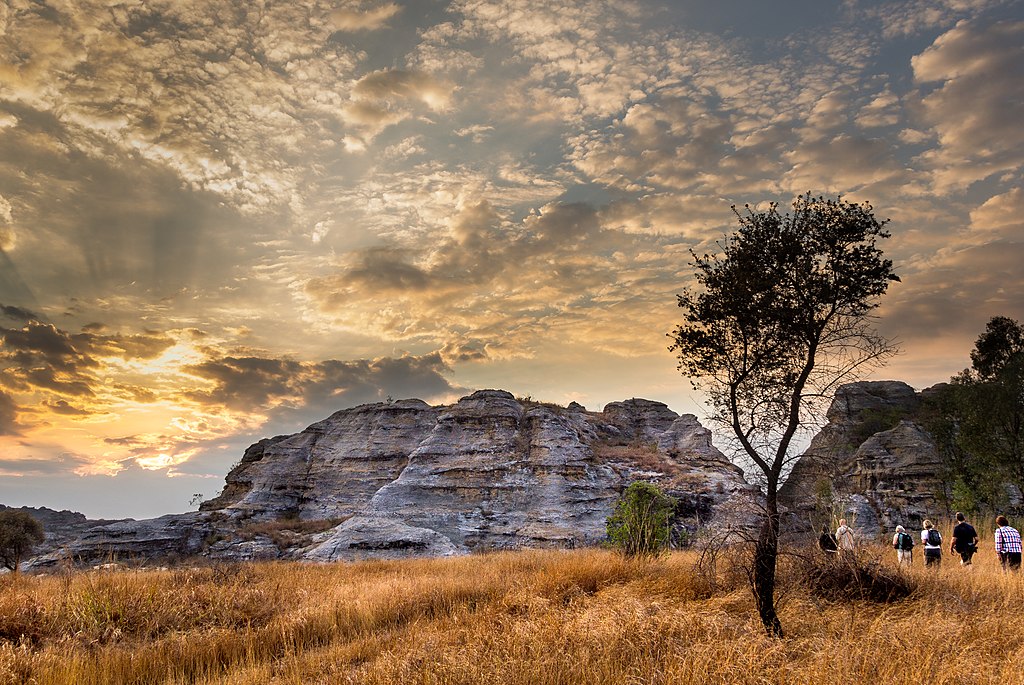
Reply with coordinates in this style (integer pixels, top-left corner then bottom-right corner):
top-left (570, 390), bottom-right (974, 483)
top-left (25, 390), bottom-right (758, 566)
top-left (779, 381), bottom-right (946, 534)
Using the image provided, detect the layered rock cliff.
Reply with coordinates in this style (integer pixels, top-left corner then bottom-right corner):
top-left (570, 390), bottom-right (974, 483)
top-left (27, 390), bottom-right (757, 568)
top-left (779, 380), bottom-right (948, 533)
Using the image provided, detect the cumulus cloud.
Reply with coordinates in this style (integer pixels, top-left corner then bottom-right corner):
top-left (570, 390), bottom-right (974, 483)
top-left (181, 352), bottom-right (464, 414)
top-left (969, 188), bottom-right (1024, 238)
top-left (911, 19), bottom-right (1024, 189)
top-left (330, 3), bottom-right (402, 31)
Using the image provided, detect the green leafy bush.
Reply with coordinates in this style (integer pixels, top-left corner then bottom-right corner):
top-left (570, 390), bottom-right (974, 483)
top-left (606, 482), bottom-right (677, 558)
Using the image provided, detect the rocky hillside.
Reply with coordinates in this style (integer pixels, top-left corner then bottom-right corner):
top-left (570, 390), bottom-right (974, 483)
top-left (25, 390), bottom-right (757, 568)
top-left (779, 380), bottom-right (948, 533)
top-left (20, 382), bottom-right (975, 570)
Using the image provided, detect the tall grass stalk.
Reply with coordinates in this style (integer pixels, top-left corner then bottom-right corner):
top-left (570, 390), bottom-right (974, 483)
top-left (2, 547), bottom-right (1024, 684)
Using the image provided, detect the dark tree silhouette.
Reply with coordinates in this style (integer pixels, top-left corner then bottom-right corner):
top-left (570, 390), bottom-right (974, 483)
top-left (669, 194), bottom-right (898, 636)
top-left (944, 316), bottom-right (1024, 502)
top-left (0, 509), bottom-right (45, 573)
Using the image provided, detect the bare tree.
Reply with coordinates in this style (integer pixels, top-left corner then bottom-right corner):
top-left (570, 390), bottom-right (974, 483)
top-left (669, 194), bottom-right (899, 636)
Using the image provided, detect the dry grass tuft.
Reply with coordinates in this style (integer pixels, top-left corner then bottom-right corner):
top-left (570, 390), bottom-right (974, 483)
top-left (2, 546), bottom-right (1024, 684)
top-left (799, 550), bottom-right (917, 603)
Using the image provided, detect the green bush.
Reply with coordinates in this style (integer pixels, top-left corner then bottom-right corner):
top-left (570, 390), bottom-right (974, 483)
top-left (606, 482), bottom-right (677, 558)
top-left (0, 510), bottom-right (45, 572)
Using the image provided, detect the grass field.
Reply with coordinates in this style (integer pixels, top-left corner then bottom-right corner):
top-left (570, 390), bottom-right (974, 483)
top-left (2, 544), bottom-right (1024, 684)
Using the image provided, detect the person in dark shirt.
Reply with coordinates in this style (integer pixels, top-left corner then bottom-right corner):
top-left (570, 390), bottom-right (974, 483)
top-left (818, 524), bottom-right (838, 553)
top-left (951, 511), bottom-right (979, 565)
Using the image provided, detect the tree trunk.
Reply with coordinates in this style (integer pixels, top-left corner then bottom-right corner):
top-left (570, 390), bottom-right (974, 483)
top-left (753, 485), bottom-right (783, 637)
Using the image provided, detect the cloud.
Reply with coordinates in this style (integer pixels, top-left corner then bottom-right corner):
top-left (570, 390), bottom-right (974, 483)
top-left (330, 3), bottom-right (402, 32)
top-left (306, 199), bottom-right (690, 360)
top-left (0, 452), bottom-right (94, 477)
top-left (911, 19), bottom-right (1024, 189)
top-left (0, 304), bottom-right (39, 323)
top-left (341, 69), bottom-right (455, 146)
top-left (43, 399), bottom-right (95, 416)
top-left (0, 390), bottom-right (21, 435)
top-left (969, 188), bottom-right (1024, 238)
top-left (879, 239), bottom-right (1024, 372)
top-left (182, 352), bottom-right (464, 413)
top-left (0, 193), bottom-right (13, 249)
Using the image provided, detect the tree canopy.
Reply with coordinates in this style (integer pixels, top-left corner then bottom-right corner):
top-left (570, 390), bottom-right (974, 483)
top-left (930, 316), bottom-right (1024, 511)
top-left (0, 509), bottom-right (45, 572)
top-left (671, 195), bottom-right (899, 476)
top-left (669, 194), bottom-right (898, 635)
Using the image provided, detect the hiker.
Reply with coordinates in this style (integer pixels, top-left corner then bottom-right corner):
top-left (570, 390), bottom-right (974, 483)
top-left (950, 511), bottom-right (979, 566)
top-left (818, 524), bottom-right (838, 554)
top-left (835, 519), bottom-right (855, 554)
top-left (921, 519), bottom-right (942, 567)
top-left (994, 515), bottom-right (1022, 571)
top-left (892, 525), bottom-right (914, 566)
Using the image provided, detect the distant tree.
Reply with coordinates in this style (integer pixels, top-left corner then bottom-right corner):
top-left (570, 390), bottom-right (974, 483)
top-left (606, 481), bottom-right (677, 558)
top-left (937, 316), bottom-right (1024, 505)
top-left (968, 316), bottom-right (1024, 382)
top-left (669, 194), bottom-right (898, 636)
top-left (0, 510), bottom-right (45, 573)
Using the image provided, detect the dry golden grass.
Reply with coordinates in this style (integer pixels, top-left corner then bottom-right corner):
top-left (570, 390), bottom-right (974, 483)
top-left (2, 545), bottom-right (1024, 685)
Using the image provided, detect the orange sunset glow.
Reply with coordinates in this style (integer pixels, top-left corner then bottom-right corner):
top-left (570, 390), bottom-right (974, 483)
top-left (1, 0), bottom-right (1023, 518)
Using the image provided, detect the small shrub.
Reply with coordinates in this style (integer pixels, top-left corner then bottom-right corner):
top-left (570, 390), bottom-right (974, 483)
top-left (606, 482), bottom-right (677, 558)
top-left (799, 551), bottom-right (916, 603)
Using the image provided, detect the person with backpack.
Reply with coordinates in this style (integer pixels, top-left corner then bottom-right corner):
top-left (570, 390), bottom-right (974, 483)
top-left (994, 515), bottom-right (1022, 571)
top-left (892, 525), bottom-right (914, 565)
top-left (951, 511), bottom-right (979, 566)
top-left (818, 524), bottom-right (839, 554)
top-left (922, 519), bottom-right (942, 567)
top-left (835, 519), bottom-right (856, 555)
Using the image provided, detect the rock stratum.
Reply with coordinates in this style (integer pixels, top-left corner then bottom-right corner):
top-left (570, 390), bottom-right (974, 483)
top-left (779, 380), bottom-right (949, 532)
top-left (24, 390), bottom-right (757, 568)
top-left (17, 382), bottom-right (973, 570)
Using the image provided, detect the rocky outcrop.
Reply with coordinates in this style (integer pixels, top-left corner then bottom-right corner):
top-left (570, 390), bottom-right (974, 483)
top-left (27, 513), bottom-right (216, 569)
top-left (306, 391), bottom-right (757, 561)
top-left (200, 400), bottom-right (440, 520)
top-left (837, 421), bottom-right (945, 531)
top-left (24, 390), bottom-right (758, 567)
top-left (780, 381), bottom-right (946, 535)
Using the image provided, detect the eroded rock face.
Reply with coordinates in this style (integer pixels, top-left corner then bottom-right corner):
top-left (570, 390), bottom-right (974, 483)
top-left (26, 390), bottom-right (757, 566)
top-left (780, 381), bottom-right (946, 535)
top-left (200, 400), bottom-right (440, 520)
top-left (839, 421), bottom-right (945, 531)
top-left (27, 513), bottom-right (215, 569)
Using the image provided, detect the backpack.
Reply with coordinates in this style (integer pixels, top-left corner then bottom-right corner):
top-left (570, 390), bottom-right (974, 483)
top-left (927, 528), bottom-right (941, 546)
top-left (895, 532), bottom-right (914, 550)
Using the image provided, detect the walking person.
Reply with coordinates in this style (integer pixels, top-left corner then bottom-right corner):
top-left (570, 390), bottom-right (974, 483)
top-left (951, 512), bottom-right (979, 565)
top-left (892, 525), bottom-right (914, 566)
top-left (835, 518), bottom-right (855, 556)
top-left (994, 515), bottom-right (1022, 571)
top-left (818, 524), bottom-right (838, 554)
top-left (921, 519), bottom-right (942, 567)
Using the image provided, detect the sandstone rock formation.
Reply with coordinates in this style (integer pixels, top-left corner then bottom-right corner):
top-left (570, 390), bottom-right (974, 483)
top-left (779, 380), bottom-right (947, 535)
top-left (25, 390), bottom-right (757, 567)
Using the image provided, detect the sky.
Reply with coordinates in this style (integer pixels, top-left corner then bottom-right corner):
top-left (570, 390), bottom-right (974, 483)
top-left (0, 0), bottom-right (1022, 519)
